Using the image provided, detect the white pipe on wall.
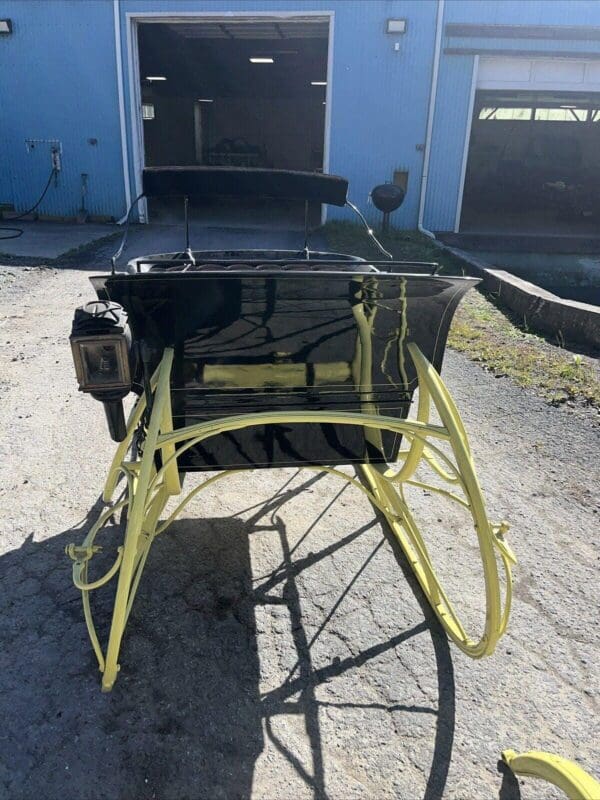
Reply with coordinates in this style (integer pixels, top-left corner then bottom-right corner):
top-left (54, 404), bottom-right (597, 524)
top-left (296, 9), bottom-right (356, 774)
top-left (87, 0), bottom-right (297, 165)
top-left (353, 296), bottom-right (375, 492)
top-left (418, 0), bottom-right (445, 240)
top-left (454, 53), bottom-right (479, 233)
top-left (113, 0), bottom-right (132, 224)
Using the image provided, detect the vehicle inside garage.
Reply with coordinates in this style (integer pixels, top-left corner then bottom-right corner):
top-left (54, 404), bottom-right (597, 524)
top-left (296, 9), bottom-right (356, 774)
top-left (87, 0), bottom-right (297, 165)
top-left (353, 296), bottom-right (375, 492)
top-left (460, 90), bottom-right (600, 235)
top-left (136, 17), bottom-right (329, 227)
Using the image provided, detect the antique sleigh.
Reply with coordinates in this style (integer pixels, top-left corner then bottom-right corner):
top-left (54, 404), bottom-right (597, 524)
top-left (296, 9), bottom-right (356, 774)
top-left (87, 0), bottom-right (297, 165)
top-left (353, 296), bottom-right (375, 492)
top-left (66, 167), bottom-right (515, 691)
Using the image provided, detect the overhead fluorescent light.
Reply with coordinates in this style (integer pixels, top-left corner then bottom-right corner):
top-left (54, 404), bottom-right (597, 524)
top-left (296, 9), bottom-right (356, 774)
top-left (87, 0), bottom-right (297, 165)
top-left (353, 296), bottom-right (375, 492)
top-left (249, 57), bottom-right (274, 64)
top-left (145, 75), bottom-right (167, 81)
top-left (197, 98), bottom-right (214, 103)
top-left (0, 19), bottom-right (12, 35)
top-left (560, 104), bottom-right (577, 109)
top-left (311, 81), bottom-right (327, 86)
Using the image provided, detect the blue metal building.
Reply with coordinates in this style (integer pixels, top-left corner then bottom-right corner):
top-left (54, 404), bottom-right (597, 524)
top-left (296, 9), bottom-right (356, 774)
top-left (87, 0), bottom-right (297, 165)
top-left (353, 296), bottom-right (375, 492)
top-left (2, 0), bottom-right (600, 232)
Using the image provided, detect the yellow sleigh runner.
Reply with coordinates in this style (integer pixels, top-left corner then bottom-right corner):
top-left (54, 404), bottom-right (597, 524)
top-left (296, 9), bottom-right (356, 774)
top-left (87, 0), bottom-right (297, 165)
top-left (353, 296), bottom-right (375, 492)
top-left (502, 750), bottom-right (600, 800)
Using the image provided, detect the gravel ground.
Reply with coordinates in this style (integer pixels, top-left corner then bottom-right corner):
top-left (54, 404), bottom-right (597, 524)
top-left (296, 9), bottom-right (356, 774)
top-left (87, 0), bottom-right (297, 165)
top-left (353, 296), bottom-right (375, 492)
top-left (0, 263), bottom-right (598, 800)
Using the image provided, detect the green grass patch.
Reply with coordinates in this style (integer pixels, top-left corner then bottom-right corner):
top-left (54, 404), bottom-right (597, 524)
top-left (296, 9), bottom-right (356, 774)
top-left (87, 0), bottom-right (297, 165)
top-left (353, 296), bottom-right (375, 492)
top-left (322, 221), bottom-right (466, 274)
top-left (449, 292), bottom-right (600, 407)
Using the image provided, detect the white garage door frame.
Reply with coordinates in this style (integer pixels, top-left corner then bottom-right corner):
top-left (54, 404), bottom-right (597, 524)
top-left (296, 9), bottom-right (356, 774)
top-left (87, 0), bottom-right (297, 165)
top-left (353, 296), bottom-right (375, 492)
top-left (476, 55), bottom-right (600, 92)
top-left (123, 10), bottom-right (335, 225)
top-left (454, 55), bottom-right (600, 232)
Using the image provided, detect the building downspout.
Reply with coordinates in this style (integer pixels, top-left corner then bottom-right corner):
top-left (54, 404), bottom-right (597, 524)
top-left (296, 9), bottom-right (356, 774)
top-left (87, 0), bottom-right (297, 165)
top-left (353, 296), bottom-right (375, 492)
top-left (418, 0), bottom-right (445, 240)
top-left (113, 0), bottom-right (132, 224)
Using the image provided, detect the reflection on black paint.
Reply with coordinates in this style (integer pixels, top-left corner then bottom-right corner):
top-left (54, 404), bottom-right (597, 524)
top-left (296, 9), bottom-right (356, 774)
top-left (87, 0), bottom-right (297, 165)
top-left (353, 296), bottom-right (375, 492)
top-left (103, 265), bottom-right (475, 470)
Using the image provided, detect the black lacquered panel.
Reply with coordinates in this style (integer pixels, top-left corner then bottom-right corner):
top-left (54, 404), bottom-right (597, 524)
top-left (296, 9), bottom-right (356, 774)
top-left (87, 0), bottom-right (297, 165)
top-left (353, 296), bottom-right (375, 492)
top-left (101, 265), bottom-right (477, 471)
top-left (142, 167), bottom-right (349, 206)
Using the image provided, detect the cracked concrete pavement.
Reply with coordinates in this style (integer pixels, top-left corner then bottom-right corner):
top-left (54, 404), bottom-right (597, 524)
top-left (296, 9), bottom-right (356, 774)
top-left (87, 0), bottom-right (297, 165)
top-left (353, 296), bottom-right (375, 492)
top-left (0, 260), bottom-right (598, 800)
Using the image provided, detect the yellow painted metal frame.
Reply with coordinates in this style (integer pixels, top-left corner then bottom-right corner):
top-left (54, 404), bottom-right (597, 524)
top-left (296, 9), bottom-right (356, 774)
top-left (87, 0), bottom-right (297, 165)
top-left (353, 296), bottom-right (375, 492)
top-left (67, 343), bottom-right (515, 691)
top-left (502, 750), bottom-right (600, 800)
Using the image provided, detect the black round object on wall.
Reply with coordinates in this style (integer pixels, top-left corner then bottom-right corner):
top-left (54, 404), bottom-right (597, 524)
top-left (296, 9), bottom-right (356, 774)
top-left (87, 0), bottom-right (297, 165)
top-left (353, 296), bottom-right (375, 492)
top-left (371, 183), bottom-right (405, 213)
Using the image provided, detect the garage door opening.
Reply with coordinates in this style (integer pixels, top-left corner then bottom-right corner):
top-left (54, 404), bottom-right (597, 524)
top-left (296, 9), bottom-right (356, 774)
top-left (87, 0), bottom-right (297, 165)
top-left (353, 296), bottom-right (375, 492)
top-left (460, 90), bottom-right (600, 235)
top-left (136, 17), bottom-right (330, 229)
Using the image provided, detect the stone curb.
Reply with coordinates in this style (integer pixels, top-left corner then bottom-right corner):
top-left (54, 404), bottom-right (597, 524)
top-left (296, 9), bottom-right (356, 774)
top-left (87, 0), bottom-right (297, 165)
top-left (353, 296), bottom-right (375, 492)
top-left (444, 246), bottom-right (600, 350)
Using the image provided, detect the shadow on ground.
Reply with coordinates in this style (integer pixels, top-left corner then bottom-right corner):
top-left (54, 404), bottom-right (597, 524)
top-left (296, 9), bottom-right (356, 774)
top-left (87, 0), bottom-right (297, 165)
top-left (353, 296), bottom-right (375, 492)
top-left (497, 760), bottom-right (522, 800)
top-left (1, 476), bottom-right (457, 800)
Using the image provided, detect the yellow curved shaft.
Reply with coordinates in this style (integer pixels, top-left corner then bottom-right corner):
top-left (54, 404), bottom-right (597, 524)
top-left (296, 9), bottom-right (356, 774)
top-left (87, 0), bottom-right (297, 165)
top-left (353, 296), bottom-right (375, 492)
top-left (66, 343), bottom-right (515, 690)
top-left (502, 750), bottom-right (600, 800)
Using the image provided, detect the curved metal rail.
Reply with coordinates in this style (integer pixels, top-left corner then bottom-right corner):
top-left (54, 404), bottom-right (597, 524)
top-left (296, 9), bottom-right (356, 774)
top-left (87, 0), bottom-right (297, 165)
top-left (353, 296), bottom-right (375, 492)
top-left (502, 750), bottom-right (600, 800)
top-left (67, 344), bottom-right (515, 691)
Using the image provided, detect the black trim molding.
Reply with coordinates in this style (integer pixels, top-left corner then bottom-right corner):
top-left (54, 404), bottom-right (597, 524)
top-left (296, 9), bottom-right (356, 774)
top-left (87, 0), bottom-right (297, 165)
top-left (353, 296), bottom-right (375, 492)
top-left (445, 23), bottom-right (600, 42)
top-left (444, 47), bottom-right (600, 60)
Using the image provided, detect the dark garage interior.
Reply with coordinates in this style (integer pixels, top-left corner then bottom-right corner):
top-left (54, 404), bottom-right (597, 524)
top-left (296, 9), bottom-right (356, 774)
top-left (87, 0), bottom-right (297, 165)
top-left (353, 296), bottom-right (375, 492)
top-left (460, 90), bottom-right (600, 235)
top-left (137, 18), bottom-right (329, 227)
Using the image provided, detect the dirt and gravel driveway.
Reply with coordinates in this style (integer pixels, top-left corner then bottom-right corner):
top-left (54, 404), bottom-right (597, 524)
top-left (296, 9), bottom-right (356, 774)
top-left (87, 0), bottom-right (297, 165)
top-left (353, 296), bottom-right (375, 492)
top-left (0, 262), bottom-right (598, 800)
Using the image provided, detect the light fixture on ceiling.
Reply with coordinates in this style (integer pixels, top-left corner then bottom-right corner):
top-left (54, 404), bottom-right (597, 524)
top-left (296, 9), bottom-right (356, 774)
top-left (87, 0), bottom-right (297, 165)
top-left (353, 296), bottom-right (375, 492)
top-left (311, 81), bottom-right (327, 86)
top-left (560, 104), bottom-right (577, 109)
top-left (145, 75), bottom-right (167, 82)
top-left (249, 57), bottom-right (274, 64)
top-left (197, 98), bottom-right (214, 103)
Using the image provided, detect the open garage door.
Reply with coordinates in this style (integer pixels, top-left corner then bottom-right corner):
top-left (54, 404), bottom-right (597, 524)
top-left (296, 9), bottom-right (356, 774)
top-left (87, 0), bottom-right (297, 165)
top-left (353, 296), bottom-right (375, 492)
top-left (460, 58), bottom-right (600, 235)
top-left (135, 16), bottom-right (330, 229)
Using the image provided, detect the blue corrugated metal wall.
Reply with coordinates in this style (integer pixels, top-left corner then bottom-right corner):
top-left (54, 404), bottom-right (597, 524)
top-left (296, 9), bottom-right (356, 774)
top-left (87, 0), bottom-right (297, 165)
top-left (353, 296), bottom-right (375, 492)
top-left (0, 0), bottom-right (126, 219)
top-left (446, 0), bottom-right (600, 26)
top-left (315, 0), bottom-right (436, 226)
top-left (423, 51), bottom-right (474, 232)
top-left (3, 0), bottom-right (600, 228)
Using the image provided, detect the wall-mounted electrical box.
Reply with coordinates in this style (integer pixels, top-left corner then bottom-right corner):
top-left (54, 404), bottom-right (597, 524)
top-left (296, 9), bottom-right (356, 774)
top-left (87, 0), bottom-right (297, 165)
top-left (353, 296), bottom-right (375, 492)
top-left (51, 145), bottom-right (62, 172)
top-left (393, 170), bottom-right (409, 193)
top-left (25, 139), bottom-right (62, 171)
